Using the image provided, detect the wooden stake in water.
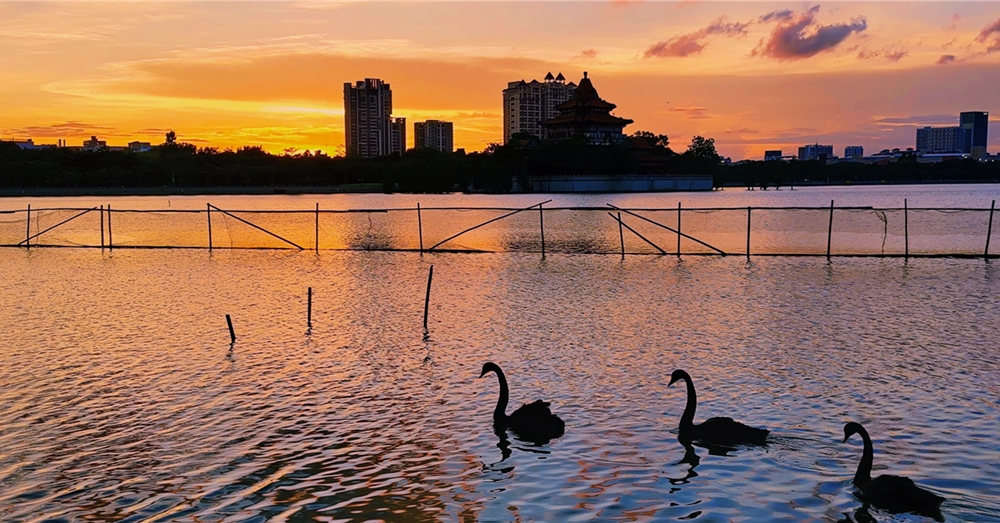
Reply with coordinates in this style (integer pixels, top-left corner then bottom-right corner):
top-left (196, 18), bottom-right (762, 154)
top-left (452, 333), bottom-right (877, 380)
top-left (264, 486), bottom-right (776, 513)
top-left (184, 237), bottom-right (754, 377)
top-left (207, 203), bottom-right (213, 251)
top-left (746, 206), bottom-right (752, 260)
top-left (618, 211), bottom-right (625, 258)
top-left (417, 202), bottom-right (424, 253)
top-left (539, 202), bottom-right (545, 256)
top-left (307, 287), bottom-right (313, 327)
top-left (25, 204), bottom-right (30, 249)
top-left (100, 204), bottom-right (105, 249)
top-left (986, 200), bottom-right (995, 259)
top-left (315, 203), bottom-right (320, 252)
top-left (226, 314), bottom-right (236, 343)
top-left (107, 204), bottom-right (113, 250)
top-left (904, 199), bottom-right (909, 259)
top-left (423, 265), bottom-right (434, 331)
top-left (827, 199), bottom-right (834, 260)
top-left (677, 202), bottom-right (682, 257)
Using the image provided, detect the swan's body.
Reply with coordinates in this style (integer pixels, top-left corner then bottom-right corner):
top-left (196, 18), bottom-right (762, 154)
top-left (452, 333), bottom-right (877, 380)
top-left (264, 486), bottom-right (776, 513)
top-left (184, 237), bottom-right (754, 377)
top-left (843, 422), bottom-right (945, 518)
top-left (480, 362), bottom-right (564, 443)
top-left (668, 369), bottom-right (769, 446)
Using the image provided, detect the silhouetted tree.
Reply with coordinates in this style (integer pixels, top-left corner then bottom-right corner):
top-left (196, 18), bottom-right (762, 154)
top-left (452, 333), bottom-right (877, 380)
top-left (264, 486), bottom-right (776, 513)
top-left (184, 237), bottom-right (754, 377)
top-left (630, 130), bottom-right (670, 148)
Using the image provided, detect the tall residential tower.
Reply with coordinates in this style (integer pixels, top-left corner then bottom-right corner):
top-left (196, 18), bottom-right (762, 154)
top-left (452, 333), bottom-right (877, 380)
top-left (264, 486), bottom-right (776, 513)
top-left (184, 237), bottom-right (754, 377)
top-left (502, 72), bottom-right (576, 143)
top-left (414, 120), bottom-right (454, 152)
top-left (344, 78), bottom-right (405, 157)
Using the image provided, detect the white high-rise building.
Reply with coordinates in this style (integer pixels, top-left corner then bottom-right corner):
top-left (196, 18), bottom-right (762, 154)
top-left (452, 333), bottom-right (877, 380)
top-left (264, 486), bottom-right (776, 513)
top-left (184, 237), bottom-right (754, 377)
top-left (502, 72), bottom-right (576, 143)
top-left (344, 78), bottom-right (405, 157)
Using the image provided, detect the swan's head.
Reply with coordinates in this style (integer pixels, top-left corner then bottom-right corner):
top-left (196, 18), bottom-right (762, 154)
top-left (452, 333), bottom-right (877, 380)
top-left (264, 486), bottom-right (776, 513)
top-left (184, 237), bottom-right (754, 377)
top-left (480, 361), bottom-right (501, 379)
top-left (668, 369), bottom-right (689, 387)
top-left (843, 421), bottom-right (866, 443)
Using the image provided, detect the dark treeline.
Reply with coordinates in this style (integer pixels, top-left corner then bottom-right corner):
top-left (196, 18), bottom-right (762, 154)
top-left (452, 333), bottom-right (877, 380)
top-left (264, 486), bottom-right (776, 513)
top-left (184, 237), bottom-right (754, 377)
top-left (0, 133), bottom-right (718, 193)
top-left (720, 157), bottom-right (1000, 190)
top-left (2, 136), bottom-right (998, 193)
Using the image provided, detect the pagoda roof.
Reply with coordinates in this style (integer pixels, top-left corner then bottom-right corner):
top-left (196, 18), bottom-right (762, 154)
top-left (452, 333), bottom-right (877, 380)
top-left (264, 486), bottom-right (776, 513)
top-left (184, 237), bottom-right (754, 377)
top-left (553, 72), bottom-right (617, 111)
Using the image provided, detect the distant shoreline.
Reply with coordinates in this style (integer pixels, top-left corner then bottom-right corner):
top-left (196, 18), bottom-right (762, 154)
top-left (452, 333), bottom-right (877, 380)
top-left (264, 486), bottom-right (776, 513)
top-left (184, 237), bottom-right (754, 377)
top-left (0, 179), bottom-right (996, 198)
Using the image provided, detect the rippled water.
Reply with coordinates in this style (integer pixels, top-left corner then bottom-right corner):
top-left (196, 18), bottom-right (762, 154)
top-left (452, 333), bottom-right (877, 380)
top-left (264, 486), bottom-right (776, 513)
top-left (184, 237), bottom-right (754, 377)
top-left (1, 245), bottom-right (998, 522)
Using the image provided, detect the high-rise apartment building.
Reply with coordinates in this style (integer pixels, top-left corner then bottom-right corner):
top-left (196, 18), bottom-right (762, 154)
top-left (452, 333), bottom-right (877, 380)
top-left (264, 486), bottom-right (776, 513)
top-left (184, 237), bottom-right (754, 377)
top-left (344, 78), bottom-right (405, 157)
top-left (502, 72), bottom-right (577, 143)
top-left (960, 111), bottom-right (989, 158)
top-left (845, 146), bottom-right (864, 158)
top-left (916, 126), bottom-right (970, 154)
top-left (414, 120), bottom-right (454, 152)
top-left (390, 117), bottom-right (406, 155)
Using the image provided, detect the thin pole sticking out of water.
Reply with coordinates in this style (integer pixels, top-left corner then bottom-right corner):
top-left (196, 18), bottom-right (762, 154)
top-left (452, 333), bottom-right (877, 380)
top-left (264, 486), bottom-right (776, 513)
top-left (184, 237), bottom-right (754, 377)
top-left (423, 265), bottom-right (434, 331)
top-left (226, 314), bottom-right (236, 343)
top-left (25, 204), bottom-right (30, 249)
top-left (417, 202), bottom-right (424, 253)
top-left (207, 203), bottom-right (213, 251)
top-left (307, 287), bottom-right (313, 328)
top-left (539, 202), bottom-right (545, 256)
top-left (986, 200), bottom-right (995, 259)
top-left (315, 203), bottom-right (319, 252)
top-left (107, 205), bottom-right (113, 250)
top-left (677, 202), bottom-right (681, 257)
top-left (746, 206), bottom-right (752, 260)
top-left (100, 204), bottom-right (105, 249)
top-left (904, 199), bottom-right (909, 259)
top-left (826, 200), bottom-right (834, 260)
top-left (618, 212), bottom-right (625, 258)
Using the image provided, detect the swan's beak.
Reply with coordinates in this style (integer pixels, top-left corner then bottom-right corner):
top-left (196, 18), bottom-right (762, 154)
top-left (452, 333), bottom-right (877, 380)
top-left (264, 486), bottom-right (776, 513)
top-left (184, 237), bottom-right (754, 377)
top-left (842, 435), bottom-right (849, 443)
top-left (668, 378), bottom-right (678, 387)
top-left (478, 370), bottom-right (487, 378)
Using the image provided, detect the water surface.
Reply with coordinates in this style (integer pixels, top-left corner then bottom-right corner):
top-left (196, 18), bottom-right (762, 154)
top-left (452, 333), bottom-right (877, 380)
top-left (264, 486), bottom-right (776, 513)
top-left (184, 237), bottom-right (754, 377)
top-left (1, 246), bottom-right (998, 522)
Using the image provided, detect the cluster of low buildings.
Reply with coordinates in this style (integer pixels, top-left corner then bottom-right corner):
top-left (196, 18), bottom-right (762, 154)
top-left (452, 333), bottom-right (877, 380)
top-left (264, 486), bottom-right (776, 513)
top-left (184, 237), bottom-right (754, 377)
top-left (764, 111), bottom-right (992, 164)
top-left (9, 136), bottom-right (152, 152)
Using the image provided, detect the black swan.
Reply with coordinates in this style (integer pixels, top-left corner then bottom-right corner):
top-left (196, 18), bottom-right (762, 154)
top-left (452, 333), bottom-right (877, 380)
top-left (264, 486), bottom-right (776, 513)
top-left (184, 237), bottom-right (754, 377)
top-left (480, 362), bottom-right (565, 443)
top-left (843, 422), bottom-right (945, 519)
top-left (668, 369), bottom-right (769, 446)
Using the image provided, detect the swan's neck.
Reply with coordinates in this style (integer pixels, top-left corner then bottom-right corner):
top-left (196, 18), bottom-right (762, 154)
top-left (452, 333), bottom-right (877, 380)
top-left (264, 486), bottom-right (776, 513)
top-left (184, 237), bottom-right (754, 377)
top-left (680, 376), bottom-right (697, 430)
top-left (854, 429), bottom-right (874, 485)
top-left (493, 369), bottom-right (509, 421)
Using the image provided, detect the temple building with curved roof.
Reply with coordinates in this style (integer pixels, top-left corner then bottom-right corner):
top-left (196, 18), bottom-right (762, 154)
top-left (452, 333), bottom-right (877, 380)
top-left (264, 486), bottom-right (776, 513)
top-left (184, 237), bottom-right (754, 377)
top-left (541, 72), bottom-right (633, 144)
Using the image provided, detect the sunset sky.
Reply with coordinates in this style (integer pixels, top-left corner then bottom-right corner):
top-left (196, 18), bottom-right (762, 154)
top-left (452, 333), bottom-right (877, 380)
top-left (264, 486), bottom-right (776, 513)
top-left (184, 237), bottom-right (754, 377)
top-left (2, 1), bottom-right (1000, 159)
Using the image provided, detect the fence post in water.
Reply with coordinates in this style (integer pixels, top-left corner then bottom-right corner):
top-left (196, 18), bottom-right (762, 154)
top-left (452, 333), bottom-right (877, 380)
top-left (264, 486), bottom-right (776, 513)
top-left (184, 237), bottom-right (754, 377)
top-left (746, 206), bottom-right (752, 260)
top-left (986, 199), bottom-right (996, 259)
top-left (226, 314), bottom-right (236, 343)
top-left (307, 287), bottom-right (313, 328)
top-left (107, 204), bottom-right (113, 250)
top-left (417, 202), bottom-right (424, 254)
top-left (539, 202), bottom-right (545, 256)
top-left (100, 204), bottom-right (105, 249)
top-left (904, 199), bottom-right (909, 259)
top-left (677, 202), bottom-right (682, 257)
top-left (423, 265), bottom-right (434, 331)
top-left (827, 200), bottom-right (834, 260)
top-left (25, 204), bottom-right (30, 249)
top-left (207, 203), bottom-right (213, 251)
top-left (315, 203), bottom-right (320, 252)
top-left (618, 212), bottom-right (625, 258)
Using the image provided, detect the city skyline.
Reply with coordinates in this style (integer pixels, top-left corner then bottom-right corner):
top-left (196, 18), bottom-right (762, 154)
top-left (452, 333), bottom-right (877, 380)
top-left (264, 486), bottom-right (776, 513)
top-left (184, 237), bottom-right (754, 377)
top-left (2, 2), bottom-right (1000, 159)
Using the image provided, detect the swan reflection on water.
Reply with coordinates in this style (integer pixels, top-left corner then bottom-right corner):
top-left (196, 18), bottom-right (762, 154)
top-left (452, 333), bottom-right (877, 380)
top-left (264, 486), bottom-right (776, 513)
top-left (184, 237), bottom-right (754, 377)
top-left (667, 443), bottom-right (702, 486)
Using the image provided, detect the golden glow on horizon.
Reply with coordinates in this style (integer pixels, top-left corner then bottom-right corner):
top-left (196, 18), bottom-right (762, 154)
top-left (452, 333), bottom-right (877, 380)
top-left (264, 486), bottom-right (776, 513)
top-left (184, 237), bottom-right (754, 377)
top-left (2, 1), bottom-right (1000, 159)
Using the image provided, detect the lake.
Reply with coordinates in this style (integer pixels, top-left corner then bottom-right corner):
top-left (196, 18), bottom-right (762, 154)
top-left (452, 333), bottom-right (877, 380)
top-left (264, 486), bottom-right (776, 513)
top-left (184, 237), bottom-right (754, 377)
top-left (1, 185), bottom-right (999, 522)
